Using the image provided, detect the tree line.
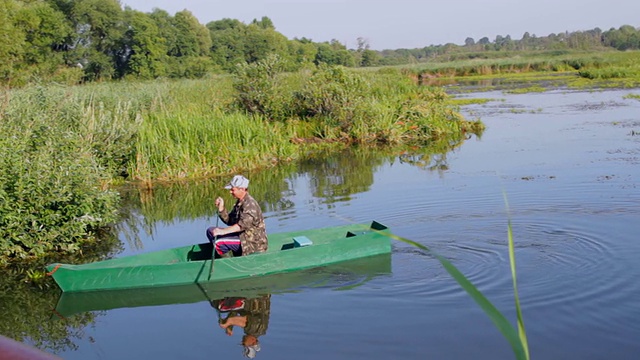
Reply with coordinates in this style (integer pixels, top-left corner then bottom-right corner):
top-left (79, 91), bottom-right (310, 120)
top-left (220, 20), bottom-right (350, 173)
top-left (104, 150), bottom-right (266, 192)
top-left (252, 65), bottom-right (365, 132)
top-left (378, 25), bottom-right (640, 65)
top-left (0, 0), bottom-right (380, 86)
top-left (1, 0), bottom-right (639, 86)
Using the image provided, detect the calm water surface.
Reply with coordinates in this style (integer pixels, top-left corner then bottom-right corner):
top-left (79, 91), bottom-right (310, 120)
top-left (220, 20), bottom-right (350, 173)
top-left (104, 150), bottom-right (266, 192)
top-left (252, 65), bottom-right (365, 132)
top-left (50, 89), bottom-right (640, 359)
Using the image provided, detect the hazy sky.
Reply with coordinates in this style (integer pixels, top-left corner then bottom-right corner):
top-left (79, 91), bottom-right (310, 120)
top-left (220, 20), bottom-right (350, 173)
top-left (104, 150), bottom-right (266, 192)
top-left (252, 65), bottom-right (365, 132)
top-left (121, 0), bottom-right (640, 50)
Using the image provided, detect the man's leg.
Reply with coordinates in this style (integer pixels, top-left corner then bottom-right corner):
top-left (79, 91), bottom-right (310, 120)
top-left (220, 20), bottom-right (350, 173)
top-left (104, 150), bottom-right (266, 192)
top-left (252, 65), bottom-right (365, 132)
top-left (206, 227), bottom-right (241, 257)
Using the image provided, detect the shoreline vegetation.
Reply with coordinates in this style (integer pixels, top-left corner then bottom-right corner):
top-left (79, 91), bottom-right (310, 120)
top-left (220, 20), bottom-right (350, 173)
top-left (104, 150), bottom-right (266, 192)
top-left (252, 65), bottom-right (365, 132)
top-left (1, 4), bottom-right (638, 355)
top-left (1, 57), bottom-right (485, 266)
top-left (3, 48), bottom-right (640, 267)
top-left (3, 33), bottom-right (640, 268)
top-left (1, 1), bottom-right (640, 268)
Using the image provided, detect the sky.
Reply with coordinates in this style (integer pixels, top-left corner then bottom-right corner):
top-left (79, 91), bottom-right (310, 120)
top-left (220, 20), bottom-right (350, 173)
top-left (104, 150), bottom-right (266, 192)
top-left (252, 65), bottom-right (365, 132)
top-left (120, 0), bottom-right (640, 50)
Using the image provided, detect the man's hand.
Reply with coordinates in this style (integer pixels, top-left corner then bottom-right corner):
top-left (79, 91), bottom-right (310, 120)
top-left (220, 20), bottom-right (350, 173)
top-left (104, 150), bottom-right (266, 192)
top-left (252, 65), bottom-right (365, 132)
top-left (215, 197), bottom-right (224, 212)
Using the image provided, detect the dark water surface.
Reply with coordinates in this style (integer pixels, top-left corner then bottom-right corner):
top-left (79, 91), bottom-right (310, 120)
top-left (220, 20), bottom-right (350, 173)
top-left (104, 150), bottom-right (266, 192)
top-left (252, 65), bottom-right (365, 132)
top-left (50, 89), bottom-right (640, 359)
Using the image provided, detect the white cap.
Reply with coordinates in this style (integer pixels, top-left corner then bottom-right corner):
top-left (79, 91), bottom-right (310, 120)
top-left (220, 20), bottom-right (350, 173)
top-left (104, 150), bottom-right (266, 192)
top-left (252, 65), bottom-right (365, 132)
top-left (224, 175), bottom-right (249, 189)
top-left (243, 344), bottom-right (261, 358)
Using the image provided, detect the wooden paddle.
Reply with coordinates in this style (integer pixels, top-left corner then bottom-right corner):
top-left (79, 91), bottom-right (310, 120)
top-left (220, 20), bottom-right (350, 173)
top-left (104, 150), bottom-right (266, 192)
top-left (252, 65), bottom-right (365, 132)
top-left (208, 211), bottom-right (219, 281)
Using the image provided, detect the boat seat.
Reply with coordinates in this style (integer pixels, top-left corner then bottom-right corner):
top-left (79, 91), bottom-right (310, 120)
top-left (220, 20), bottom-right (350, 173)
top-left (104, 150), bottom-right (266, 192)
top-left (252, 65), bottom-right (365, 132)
top-left (346, 230), bottom-right (368, 237)
top-left (293, 236), bottom-right (313, 247)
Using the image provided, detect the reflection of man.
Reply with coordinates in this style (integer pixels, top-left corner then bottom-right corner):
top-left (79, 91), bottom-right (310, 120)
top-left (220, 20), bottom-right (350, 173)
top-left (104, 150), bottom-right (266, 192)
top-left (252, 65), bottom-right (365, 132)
top-left (211, 295), bottom-right (271, 358)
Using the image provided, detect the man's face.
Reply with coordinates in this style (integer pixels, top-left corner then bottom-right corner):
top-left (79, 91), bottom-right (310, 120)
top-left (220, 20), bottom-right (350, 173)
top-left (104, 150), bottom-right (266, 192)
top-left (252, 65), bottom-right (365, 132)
top-left (229, 187), bottom-right (247, 199)
top-left (243, 334), bottom-right (258, 346)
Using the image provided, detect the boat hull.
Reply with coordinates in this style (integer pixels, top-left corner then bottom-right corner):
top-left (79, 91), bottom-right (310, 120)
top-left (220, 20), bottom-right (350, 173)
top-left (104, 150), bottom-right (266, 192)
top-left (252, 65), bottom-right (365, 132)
top-left (52, 253), bottom-right (392, 317)
top-left (46, 221), bottom-right (392, 292)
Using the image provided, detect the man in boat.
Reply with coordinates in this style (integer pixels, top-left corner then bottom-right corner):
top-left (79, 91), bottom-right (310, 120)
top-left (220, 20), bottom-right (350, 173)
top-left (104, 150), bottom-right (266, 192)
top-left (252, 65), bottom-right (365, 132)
top-left (207, 175), bottom-right (268, 258)
top-left (213, 295), bottom-right (271, 359)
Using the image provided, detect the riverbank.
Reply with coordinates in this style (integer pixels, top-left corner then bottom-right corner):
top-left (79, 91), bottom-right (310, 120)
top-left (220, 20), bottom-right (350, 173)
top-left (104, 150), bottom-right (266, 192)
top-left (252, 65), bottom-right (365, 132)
top-left (4, 49), bottom-right (639, 266)
top-left (0, 62), bottom-right (482, 266)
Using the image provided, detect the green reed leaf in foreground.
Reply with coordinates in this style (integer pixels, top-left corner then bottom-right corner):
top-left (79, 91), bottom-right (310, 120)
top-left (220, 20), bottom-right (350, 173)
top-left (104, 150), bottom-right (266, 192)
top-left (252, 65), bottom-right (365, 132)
top-left (504, 193), bottom-right (530, 360)
top-left (386, 232), bottom-right (529, 360)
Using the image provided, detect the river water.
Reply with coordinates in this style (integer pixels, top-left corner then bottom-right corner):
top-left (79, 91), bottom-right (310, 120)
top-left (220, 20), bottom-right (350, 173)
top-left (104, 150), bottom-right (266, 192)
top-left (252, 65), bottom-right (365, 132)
top-left (46, 88), bottom-right (640, 359)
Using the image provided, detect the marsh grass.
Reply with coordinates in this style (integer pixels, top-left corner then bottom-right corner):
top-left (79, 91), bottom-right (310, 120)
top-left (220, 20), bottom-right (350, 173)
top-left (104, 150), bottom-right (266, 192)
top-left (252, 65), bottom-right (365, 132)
top-left (133, 110), bottom-right (299, 183)
top-left (1, 65), bottom-right (481, 264)
top-left (398, 50), bottom-right (629, 77)
top-left (505, 85), bottom-right (548, 94)
top-left (448, 98), bottom-right (496, 106)
top-left (393, 50), bottom-right (640, 92)
top-left (127, 63), bottom-right (484, 183)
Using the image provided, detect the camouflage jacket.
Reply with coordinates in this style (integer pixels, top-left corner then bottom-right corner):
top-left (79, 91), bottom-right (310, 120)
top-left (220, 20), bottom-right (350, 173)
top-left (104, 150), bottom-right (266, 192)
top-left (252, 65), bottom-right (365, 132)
top-left (213, 295), bottom-right (271, 337)
top-left (243, 295), bottom-right (271, 337)
top-left (219, 193), bottom-right (267, 255)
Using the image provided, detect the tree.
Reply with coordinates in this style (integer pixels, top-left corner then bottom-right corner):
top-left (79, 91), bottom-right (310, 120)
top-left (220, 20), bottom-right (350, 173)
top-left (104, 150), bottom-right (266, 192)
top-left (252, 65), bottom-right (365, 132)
top-left (289, 38), bottom-right (318, 66)
top-left (171, 10), bottom-right (211, 57)
top-left (67, 0), bottom-right (124, 80)
top-left (464, 37), bottom-right (475, 46)
top-left (0, 0), bottom-right (75, 85)
top-left (355, 37), bottom-right (378, 67)
top-left (314, 41), bottom-right (356, 67)
top-left (0, 0), bottom-right (25, 83)
top-left (14, 1), bottom-right (71, 67)
top-left (360, 49), bottom-right (380, 67)
top-left (251, 16), bottom-right (274, 30)
top-left (117, 8), bottom-right (167, 78)
top-left (603, 25), bottom-right (640, 50)
top-left (243, 23), bottom-right (290, 64)
top-left (206, 18), bottom-right (243, 31)
top-left (209, 25), bottom-right (246, 70)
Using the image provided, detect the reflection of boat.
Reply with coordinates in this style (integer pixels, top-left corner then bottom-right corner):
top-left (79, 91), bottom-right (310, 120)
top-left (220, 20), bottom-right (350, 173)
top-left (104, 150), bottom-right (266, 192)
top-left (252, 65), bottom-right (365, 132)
top-left (52, 253), bottom-right (391, 318)
top-left (46, 221), bottom-right (392, 292)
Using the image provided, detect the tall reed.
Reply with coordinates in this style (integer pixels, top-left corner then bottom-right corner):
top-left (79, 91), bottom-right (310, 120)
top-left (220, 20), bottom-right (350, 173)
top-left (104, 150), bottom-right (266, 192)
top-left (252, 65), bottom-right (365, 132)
top-left (371, 192), bottom-right (529, 359)
top-left (132, 109), bottom-right (299, 182)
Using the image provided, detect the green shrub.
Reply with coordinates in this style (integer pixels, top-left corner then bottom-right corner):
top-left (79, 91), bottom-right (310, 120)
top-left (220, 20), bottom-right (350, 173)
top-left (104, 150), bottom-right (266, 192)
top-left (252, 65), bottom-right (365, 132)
top-left (0, 86), bottom-right (120, 265)
top-left (293, 65), bottom-right (370, 132)
top-left (231, 54), bottom-right (293, 121)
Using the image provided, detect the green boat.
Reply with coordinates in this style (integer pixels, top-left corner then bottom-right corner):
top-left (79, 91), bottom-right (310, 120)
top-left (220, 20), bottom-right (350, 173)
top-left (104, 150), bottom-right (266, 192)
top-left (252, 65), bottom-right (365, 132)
top-left (52, 253), bottom-right (391, 318)
top-left (46, 221), bottom-right (392, 293)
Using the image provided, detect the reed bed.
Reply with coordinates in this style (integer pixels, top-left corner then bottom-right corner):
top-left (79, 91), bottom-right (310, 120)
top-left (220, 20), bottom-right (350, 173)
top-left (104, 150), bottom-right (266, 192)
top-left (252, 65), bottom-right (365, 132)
top-left (2, 64), bottom-right (481, 264)
top-left (133, 110), bottom-right (299, 183)
top-left (394, 50), bottom-right (640, 80)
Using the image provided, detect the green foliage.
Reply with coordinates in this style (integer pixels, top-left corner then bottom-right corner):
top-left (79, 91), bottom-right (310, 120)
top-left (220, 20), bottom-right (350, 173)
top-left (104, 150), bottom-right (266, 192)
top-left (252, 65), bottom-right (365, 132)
top-left (124, 75), bottom-right (298, 182)
top-left (232, 60), bottom-right (482, 144)
top-left (0, 0), bottom-right (25, 83)
top-left (1, 1), bottom-right (638, 86)
top-left (0, 85), bottom-right (139, 265)
top-left (289, 38), bottom-right (318, 67)
top-left (578, 66), bottom-right (639, 79)
top-left (231, 54), bottom-right (293, 121)
top-left (13, 0), bottom-right (71, 68)
top-left (208, 20), bottom-right (294, 72)
top-left (208, 25), bottom-right (247, 70)
top-left (293, 65), bottom-right (372, 135)
top-left (118, 9), bottom-right (168, 79)
top-left (0, 228), bottom-right (122, 352)
top-left (0, 67), bottom-right (478, 264)
top-left (170, 10), bottom-right (211, 57)
top-left (314, 41), bottom-right (356, 67)
top-left (388, 218), bottom-right (530, 360)
top-left (69, 0), bottom-right (124, 81)
top-left (602, 25), bottom-right (640, 50)
top-left (0, 0), bottom-right (74, 86)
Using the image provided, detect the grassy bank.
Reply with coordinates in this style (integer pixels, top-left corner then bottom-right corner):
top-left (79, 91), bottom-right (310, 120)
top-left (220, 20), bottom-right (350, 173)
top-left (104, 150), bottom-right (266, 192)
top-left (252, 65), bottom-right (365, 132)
top-left (393, 50), bottom-right (640, 89)
top-left (0, 63), bottom-right (481, 265)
